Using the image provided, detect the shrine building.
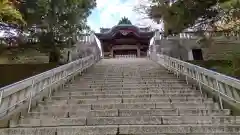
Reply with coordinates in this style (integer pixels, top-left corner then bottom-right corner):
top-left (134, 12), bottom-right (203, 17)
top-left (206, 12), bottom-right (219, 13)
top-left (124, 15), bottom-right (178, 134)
top-left (95, 24), bottom-right (154, 58)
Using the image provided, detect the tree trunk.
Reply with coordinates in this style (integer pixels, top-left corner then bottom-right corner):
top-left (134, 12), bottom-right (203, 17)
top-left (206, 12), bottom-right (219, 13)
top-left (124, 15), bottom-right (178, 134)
top-left (49, 47), bottom-right (60, 63)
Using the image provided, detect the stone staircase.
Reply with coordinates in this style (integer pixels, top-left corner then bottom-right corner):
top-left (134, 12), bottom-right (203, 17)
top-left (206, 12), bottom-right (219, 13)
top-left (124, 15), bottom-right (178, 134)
top-left (1, 58), bottom-right (240, 135)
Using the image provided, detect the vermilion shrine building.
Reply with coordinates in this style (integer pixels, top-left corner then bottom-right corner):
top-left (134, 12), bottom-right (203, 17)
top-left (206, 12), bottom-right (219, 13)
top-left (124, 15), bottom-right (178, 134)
top-left (95, 24), bottom-right (154, 58)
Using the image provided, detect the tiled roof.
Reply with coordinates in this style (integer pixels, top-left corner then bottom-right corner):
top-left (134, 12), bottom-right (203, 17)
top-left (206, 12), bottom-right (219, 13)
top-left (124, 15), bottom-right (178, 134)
top-left (96, 24), bottom-right (154, 39)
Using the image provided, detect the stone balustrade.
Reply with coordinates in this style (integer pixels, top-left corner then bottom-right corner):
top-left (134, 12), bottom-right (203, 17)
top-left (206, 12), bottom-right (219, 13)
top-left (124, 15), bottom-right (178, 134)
top-left (156, 31), bottom-right (240, 40)
top-left (150, 53), bottom-right (240, 109)
top-left (115, 55), bottom-right (137, 58)
top-left (0, 33), bottom-right (102, 124)
top-left (0, 55), bottom-right (99, 119)
top-left (78, 34), bottom-right (96, 43)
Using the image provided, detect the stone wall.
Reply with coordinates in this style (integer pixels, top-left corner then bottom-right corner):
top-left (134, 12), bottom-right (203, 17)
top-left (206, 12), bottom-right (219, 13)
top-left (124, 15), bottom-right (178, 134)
top-left (155, 38), bottom-right (240, 61)
top-left (202, 41), bottom-right (240, 60)
top-left (60, 40), bottom-right (100, 64)
top-left (155, 39), bottom-right (200, 61)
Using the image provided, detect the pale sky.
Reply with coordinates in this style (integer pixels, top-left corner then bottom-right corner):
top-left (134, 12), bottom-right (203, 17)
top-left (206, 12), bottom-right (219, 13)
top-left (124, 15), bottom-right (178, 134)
top-left (87, 0), bottom-right (162, 32)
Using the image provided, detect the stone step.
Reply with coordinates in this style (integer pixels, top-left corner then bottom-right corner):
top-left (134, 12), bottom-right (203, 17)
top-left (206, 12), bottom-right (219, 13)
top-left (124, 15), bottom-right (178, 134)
top-left (42, 97), bottom-right (211, 105)
top-left (118, 125), bottom-right (240, 134)
top-left (120, 109), bottom-right (230, 116)
top-left (82, 72), bottom-right (172, 75)
top-left (78, 78), bottom-right (180, 81)
top-left (64, 87), bottom-right (193, 91)
top-left (56, 91), bottom-right (122, 96)
top-left (82, 74), bottom-right (175, 76)
top-left (82, 74), bottom-right (175, 77)
top-left (71, 79), bottom-right (186, 83)
top-left (38, 102), bottom-right (216, 111)
top-left (88, 80), bottom-right (186, 83)
top-left (86, 116), bottom-right (240, 125)
top-left (77, 80), bottom-right (186, 84)
top-left (69, 86), bottom-right (192, 90)
top-left (103, 85), bottom-right (192, 88)
top-left (51, 93), bottom-right (201, 100)
top-left (64, 87), bottom-right (194, 92)
top-left (73, 85), bottom-right (192, 89)
top-left (78, 88), bottom-right (196, 92)
top-left (28, 108), bottom-right (230, 118)
top-left (38, 104), bottom-right (91, 111)
top-left (56, 90), bottom-right (200, 96)
top-left (161, 116), bottom-right (240, 124)
top-left (122, 98), bottom-right (210, 104)
top-left (84, 73), bottom-right (175, 74)
top-left (17, 116), bottom-right (240, 127)
top-left (77, 75), bottom-right (174, 77)
top-left (41, 98), bottom-right (122, 105)
top-left (99, 86), bottom-right (193, 90)
top-left (1, 125), bottom-right (240, 135)
top-left (71, 81), bottom-right (188, 87)
top-left (0, 126), bottom-right (118, 135)
top-left (79, 78), bottom-right (175, 81)
top-left (28, 109), bottom-right (118, 118)
top-left (18, 117), bottom-right (86, 127)
top-left (61, 87), bottom-right (197, 92)
top-left (76, 80), bottom-right (183, 84)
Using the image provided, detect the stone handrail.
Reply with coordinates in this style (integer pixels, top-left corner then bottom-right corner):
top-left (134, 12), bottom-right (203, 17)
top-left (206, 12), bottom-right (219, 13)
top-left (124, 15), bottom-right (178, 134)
top-left (0, 54), bottom-right (99, 118)
top-left (0, 32), bottom-right (102, 119)
top-left (151, 53), bottom-right (240, 109)
top-left (155, 31), bottom-right (240, 40)
top-left (78, 34), bottom-right (96, 43)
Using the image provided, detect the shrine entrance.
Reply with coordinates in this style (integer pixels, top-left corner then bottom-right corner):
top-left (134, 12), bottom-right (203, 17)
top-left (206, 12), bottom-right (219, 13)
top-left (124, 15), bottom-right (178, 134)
top-left (95, 24), bottom-right (154, 58)
top-left (111, 45), bottom-right (140, 58)
top-left (113, 49), bottom-right (137, 58)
